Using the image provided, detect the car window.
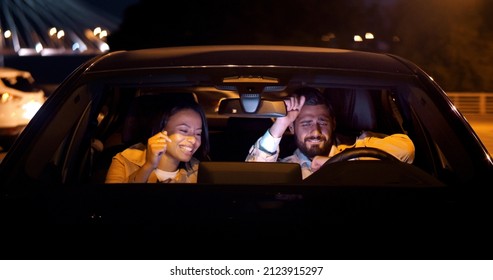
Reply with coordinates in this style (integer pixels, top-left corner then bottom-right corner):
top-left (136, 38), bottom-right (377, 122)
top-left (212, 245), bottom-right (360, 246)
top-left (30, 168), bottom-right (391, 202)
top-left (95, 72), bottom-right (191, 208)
top-left (405, 85), bottom-right (476, 183)
top-left (83, 82), bottom-right (413, 184)
top-left (28, 82), bottom-right (445, 185)
top-left (3, 66), bottom-right (486, 187)
top-left (25, 84), bottom-right (96, 183)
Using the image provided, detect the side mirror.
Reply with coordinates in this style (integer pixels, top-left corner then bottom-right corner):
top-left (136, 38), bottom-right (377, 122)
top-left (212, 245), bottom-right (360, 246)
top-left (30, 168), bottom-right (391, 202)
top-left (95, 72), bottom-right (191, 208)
top-left (218, 98), bottom-right (286, 118)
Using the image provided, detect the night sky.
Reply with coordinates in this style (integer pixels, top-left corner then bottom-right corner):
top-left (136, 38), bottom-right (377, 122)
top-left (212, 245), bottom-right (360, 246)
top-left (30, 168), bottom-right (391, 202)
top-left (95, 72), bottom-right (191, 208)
top-left (2, 0), bottom-right (491, 90)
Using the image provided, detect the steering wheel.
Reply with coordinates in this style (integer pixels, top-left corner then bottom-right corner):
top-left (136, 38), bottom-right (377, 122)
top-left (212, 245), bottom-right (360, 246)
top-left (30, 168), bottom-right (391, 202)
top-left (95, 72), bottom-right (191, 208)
top-left (305, 147), bottom-right (444, 186)
top-left (322, 147), bottom-right (400, 166)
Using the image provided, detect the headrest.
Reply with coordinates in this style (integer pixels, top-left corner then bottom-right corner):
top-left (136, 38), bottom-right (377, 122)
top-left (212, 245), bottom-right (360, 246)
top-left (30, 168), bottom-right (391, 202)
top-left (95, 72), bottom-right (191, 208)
top-left (324, 88), bottom-right (376, 135)
top-left (122, 93), bottom-right (197, 145)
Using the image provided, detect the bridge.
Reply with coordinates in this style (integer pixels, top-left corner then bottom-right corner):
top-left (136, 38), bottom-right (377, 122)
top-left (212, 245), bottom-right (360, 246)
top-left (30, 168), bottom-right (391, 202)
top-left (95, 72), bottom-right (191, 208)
top-left (448, 92), bottom-right (493, 116)
top-left (0, 0), bottom-right (119, 55)
top-left (448, 92), bottom-right (493, 152)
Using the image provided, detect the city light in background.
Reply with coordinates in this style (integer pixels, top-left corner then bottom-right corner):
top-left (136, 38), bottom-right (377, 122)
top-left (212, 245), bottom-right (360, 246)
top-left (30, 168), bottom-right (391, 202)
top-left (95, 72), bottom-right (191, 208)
top-left (1, 0), bottom-right (492, 91)
top-left (0, 0), bottom-right (120, 56)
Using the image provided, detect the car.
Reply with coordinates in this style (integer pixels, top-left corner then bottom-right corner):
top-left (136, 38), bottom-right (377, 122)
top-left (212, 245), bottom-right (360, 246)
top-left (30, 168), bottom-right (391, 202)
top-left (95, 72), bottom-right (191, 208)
top-left (0, 67), bottom-right (46, 151)
top-left (1, 45), bottom-right (492, 260)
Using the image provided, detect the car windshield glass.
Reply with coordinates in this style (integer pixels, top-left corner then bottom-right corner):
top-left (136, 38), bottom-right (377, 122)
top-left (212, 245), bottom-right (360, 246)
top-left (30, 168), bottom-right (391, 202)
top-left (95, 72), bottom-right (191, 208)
top-left (6, 62), bottom-right (483, 187)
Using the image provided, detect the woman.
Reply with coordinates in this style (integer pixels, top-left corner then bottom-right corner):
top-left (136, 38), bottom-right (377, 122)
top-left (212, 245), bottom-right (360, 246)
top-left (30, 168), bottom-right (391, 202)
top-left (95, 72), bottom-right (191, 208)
top-left (105, 97), bottom-right (209, 183)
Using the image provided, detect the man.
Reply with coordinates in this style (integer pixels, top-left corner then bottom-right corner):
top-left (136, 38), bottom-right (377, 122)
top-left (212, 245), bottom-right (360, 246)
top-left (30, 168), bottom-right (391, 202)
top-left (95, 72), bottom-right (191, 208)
top-left (246, 87), bottom-right (415, 179)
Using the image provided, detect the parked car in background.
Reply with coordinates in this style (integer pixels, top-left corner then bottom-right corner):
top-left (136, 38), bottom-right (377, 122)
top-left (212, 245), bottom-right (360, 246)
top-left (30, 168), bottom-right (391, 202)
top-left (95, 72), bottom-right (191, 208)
top-left (0, 46), bottom-right (492, 259)
top-left (0, 67), bottom-right (45, 150)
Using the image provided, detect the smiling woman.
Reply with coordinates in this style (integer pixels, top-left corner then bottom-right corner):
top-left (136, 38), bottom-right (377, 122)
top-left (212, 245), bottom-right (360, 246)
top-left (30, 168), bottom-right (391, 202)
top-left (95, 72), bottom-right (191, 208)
top-left (105, 94), bottom-right (210, 183)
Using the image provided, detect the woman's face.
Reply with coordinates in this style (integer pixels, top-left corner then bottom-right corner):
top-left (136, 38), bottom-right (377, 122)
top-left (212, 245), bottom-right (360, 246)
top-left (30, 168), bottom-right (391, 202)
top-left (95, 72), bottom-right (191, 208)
top-left (164, 108), bottom-right (202, 163)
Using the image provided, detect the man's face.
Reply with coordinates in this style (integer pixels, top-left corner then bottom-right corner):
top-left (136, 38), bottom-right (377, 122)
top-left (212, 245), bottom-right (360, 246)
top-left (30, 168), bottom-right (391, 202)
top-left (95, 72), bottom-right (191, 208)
top-left (290, 104), bottom-right (335, 159)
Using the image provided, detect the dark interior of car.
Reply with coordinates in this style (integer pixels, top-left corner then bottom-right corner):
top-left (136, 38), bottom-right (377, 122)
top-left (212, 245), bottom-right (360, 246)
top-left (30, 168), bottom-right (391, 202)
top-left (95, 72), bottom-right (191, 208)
top-left (80, 83), bottom-right (447, 186)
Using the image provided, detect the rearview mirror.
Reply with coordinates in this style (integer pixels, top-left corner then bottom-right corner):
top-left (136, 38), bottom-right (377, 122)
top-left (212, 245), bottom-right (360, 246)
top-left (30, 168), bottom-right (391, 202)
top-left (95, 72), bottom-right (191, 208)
top-left (218, 98), bottom-right (286, 118)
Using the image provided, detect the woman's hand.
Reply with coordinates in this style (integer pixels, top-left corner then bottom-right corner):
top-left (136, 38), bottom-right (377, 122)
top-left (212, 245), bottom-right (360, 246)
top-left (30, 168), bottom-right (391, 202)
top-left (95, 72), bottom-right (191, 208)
top-left (146, 131), bottom-right (172, 168)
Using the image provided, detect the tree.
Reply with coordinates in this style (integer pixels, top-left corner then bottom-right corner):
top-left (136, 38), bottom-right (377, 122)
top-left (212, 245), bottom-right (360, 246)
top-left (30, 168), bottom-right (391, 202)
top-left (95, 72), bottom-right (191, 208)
top-left (389, 0), bottom-right (493, 91)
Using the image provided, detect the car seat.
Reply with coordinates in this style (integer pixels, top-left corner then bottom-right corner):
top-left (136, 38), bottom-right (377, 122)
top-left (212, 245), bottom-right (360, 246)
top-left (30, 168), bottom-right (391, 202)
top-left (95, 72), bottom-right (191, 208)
top-left (324, 88), bottom-right (377, 136)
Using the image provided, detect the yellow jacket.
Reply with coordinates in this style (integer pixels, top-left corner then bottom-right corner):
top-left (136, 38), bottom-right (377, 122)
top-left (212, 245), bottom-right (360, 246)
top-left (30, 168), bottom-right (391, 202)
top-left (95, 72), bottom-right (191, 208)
top-left (105, 143), bottom-right (199, 183)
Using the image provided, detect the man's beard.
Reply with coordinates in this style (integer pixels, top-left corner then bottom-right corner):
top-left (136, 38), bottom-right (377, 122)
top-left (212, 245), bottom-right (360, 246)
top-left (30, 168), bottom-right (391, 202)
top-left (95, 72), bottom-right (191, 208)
top-left (297, 136), bottom-right (332, 159)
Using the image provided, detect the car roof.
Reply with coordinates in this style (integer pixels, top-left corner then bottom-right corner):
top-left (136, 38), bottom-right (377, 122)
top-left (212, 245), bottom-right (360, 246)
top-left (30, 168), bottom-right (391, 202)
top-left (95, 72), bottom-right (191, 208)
top-left (85, 45), bottom-right (416, 75)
